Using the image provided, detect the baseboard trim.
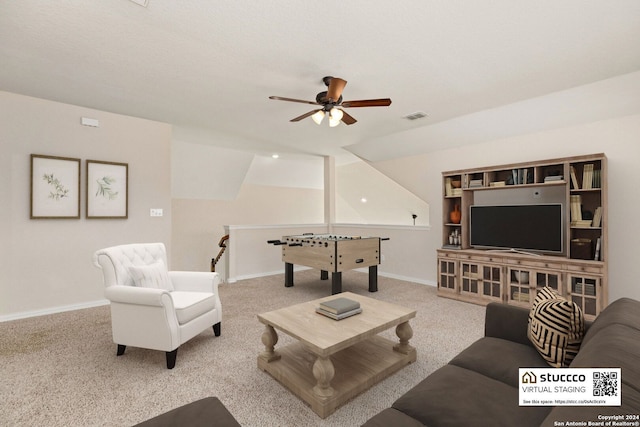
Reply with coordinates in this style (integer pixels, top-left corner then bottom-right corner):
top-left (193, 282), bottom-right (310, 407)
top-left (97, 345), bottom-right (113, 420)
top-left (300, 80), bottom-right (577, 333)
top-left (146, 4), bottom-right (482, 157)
top-left (226, 268), bottom-right (434, 287)
top-left (0, 299), bottom-right (110, 322)
top-left (227, 266), bottom-right (313, 283)
top-left (378, 271), bottom-right (435, 287)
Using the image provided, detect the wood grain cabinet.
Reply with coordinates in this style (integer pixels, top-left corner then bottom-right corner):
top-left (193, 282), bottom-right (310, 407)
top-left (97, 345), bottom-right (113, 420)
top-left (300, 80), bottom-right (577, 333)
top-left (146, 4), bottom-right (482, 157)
top-left (437, 154), bottom-right (607, 320)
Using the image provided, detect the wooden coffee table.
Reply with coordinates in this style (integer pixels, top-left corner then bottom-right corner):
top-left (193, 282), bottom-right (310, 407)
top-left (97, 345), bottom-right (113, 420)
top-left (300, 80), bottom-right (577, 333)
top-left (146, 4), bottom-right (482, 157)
top-left (257, 292), bottom-right (416, 418)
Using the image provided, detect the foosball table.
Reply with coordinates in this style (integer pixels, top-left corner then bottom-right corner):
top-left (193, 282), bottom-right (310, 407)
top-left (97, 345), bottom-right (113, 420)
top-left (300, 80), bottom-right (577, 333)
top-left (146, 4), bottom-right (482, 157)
top-left (267, 233), bottom-right (389, 295)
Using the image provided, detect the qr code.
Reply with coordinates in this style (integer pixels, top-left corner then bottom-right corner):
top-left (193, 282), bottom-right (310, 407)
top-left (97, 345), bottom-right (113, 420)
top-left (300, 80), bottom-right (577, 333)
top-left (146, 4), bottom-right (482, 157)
top-left (593, 371), bottom-right (618, 397)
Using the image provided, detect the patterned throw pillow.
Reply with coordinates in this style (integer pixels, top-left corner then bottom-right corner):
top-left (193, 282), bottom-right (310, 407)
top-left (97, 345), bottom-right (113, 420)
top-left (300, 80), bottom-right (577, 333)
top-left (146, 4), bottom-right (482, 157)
top-left (128, 260), bottom-right (174, 291)
top-left (528, 286), bottom-right (584, 367)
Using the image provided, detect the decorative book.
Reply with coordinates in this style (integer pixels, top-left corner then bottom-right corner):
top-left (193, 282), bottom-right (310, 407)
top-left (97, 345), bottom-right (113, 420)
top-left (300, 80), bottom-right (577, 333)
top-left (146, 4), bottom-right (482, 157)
top-left (319, 297), bottom-right (360, 314)
top-left (315, 307), bottom-right (362, 320)
top-left (571, 220), bottom-right (593, 228)
top-left (592, 207), bottom-right (603, 228)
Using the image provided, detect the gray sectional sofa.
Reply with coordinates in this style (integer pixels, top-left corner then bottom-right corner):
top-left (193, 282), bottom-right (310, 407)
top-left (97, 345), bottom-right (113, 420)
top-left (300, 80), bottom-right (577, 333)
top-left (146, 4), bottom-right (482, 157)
top-left (363, 297), bottom-right (640, 427)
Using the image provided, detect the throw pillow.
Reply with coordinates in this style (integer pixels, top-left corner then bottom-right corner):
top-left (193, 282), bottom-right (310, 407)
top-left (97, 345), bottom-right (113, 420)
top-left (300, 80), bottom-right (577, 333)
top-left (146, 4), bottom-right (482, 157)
top-left (128, 260), bottom-right (174, 291)
top-left (528, 286), bottom-right (584, 367)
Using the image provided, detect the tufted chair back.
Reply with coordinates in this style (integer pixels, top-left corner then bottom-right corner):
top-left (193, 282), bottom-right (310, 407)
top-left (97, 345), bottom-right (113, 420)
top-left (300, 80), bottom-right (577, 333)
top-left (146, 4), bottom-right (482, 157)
top-left (93, 243), bottom-right (169, 288)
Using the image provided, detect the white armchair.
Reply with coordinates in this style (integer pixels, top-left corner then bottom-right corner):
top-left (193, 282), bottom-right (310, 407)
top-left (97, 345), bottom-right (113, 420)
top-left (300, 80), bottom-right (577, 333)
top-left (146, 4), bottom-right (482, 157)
top-left (93, 243), bottom-right (222, 369)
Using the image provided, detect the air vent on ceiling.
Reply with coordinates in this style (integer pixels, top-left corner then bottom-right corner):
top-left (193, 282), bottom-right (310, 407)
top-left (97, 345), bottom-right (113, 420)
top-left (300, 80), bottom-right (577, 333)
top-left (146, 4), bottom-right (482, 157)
top-left (403, 111), bottom-right (429, 121)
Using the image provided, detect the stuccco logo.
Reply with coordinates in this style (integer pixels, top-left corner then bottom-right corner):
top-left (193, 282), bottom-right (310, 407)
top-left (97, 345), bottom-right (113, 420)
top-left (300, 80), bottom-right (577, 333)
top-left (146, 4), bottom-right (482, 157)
top-left (522, 372), bottom-right (587, 383)
top-left (522, 371), bottom-right (537, 383)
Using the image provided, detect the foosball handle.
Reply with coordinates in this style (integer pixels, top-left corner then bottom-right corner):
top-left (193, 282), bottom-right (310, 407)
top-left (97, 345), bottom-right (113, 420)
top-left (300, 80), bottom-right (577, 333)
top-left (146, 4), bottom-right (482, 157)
top-left (381, 237), bottom-right (390, 241)
top-left (267, 240), bottom-right (287, 245)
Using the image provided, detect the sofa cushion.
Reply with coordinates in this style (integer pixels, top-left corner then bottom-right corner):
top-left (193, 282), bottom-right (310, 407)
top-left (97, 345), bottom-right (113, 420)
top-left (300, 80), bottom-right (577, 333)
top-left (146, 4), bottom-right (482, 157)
top-left (128, 260), bottom-right (174, 291)
top-left (528, 286), bottom-right (584, 367)
top-left (361, 408), bottom-right (426, 427)
top-left (171, 291), bottom-right (217, 325)
top-left (580, 297), bottom-right (640, 348)
top-left (134, 397), bottom-right (241, 427)
top-left (571, 323), bottom-right (640, 393)
top-left (391, 364), bottom-right (551, 427)
top-left (450, 337), bottom-right (548, 387)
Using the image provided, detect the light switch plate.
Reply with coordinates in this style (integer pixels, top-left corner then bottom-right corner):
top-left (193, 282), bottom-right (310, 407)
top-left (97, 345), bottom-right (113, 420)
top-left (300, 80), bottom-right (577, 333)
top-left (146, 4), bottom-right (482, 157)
top-left (150, 208), bottom-right (163, 217)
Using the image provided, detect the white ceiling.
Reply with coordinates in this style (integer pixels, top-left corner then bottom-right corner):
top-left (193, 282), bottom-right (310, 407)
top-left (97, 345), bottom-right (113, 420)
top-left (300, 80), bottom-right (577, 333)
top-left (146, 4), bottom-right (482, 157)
top-left (1, 1), bottom-right (640, 162)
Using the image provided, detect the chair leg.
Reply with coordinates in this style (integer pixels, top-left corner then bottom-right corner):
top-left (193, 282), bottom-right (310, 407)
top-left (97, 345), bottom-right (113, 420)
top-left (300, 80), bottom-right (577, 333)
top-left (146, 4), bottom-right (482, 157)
top-left (117, 344), bottom-right (126, 356)
top-left (213, 322), bottom-right (221, 336)
top-left (166, 349), bottom-right (178, 369)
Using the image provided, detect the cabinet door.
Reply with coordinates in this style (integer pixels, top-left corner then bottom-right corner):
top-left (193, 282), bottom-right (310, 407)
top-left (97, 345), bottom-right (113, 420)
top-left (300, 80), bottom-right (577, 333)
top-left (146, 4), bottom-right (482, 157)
top-left (532, 270), bottom-right (563, 301)
top-left (460, 262), bottom-right (481, 296)
top-left (567, 274), bottom-right (601, 319)
top-left (534, 270), bottom-right (561, 294)
top-left (461, 261), bottom-right (502, 301)
top-left (506, 267), bottom-right (533, 306)
top-left (438, 258), bottom-right (457, 292)
top-left (481, 265), bottom-right (502, 300)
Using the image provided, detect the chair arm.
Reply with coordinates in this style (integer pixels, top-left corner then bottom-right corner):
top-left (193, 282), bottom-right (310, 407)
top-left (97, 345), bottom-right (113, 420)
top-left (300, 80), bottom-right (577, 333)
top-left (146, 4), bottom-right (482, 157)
top-left (484, 302), bottom-right (533, 347)
top-left (169, 271), bottom-right (220, 294)
top-left (104, 285), bottom-right (172, 307)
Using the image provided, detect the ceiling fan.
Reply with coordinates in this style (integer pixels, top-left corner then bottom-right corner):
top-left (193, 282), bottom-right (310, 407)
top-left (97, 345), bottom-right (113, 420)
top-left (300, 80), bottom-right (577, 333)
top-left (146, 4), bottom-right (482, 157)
top-left (269, 76), bottom-right (392, 127)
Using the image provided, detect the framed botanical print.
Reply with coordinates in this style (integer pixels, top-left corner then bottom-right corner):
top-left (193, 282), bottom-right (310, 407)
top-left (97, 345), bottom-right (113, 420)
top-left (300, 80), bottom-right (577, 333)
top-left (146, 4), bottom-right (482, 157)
top-left (30, 154), bottom-right (81, 219)
top-left (86, 160), bottom-right (128, 219)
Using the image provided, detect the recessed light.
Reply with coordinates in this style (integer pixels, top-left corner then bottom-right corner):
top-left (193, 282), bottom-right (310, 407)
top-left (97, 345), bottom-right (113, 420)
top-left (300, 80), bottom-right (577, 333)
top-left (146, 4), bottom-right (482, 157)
top-left (360, 197), bottom-right (367, 203)
top-left (272, 154), bottom-right (279, 159)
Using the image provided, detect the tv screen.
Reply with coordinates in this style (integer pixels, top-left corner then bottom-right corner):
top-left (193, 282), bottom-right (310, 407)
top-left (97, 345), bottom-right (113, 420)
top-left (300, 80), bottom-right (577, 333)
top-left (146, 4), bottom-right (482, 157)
top-left (469, 204), bottom-right (563, 254)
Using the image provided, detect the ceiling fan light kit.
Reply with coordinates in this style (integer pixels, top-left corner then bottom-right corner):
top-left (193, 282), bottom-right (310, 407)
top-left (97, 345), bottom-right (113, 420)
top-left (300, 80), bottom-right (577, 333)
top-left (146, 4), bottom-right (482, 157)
top-left (329, 107), bottom-right (343, 127)
top-left (311, 110), bottom-right (325, 125)
top-left (269, 76), bottom-right (391, 127)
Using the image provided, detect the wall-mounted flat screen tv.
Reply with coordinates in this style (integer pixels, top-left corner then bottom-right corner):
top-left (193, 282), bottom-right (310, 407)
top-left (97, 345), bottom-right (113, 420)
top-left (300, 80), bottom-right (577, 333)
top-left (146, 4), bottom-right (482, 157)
top-left (469, 204), bottom-right (563, 254)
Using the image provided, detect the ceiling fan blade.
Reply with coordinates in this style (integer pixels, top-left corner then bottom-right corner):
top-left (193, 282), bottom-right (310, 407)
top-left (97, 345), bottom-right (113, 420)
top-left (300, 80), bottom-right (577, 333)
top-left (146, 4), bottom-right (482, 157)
top-left (341, 110), bottom-right (357, 125)
top-left (326, 78), bottom-right (347, 102)
top-left (341, 98), bottom-right (392, 108)
top-left (269, 96), bottom-right (319, 105)
top-left (290, 109), bottom-right (322, 122)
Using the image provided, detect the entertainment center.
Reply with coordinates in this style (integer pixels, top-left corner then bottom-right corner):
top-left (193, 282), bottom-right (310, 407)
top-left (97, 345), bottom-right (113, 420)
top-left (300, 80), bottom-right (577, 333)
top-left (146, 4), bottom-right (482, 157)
top-left (437, 153), bottom-right (607, 319)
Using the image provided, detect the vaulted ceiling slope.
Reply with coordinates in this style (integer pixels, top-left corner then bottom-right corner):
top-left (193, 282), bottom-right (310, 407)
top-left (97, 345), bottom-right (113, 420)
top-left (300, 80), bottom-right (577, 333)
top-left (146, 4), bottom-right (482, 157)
top-left (1, 1), bottom-right (639, 162)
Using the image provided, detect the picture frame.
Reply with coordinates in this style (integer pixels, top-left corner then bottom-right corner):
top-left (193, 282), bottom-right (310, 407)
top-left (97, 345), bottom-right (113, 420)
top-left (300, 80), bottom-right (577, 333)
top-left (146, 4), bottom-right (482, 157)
top-left (30, 154), bottom-right (81, 219)
top-left (86, 160), bottom-right (128, 219)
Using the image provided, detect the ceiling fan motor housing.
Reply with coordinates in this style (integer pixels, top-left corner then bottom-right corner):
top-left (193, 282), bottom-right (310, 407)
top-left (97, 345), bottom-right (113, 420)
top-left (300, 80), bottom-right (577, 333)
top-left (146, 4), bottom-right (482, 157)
top-left (316, 91), bottom-right (342, 107)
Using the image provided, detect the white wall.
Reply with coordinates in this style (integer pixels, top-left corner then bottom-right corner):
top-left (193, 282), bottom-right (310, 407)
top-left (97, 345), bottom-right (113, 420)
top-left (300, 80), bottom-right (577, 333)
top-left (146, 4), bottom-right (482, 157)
top-left (171, 140), bottom-right (254, 200)
top-left (370, 113), bottom-right (640, 302)
top-left (170, 144), bottom-right (326, 272)
top-left (169, 139), bottom-right (433, 273)
top-left (332, 224), bottom-right (431, 284)
top-left (225, 224), bottom-right (329, 282)
top-left (171, 184), bottom-right (325, 272)
top-left (0, 91), bottom-right (172, 320)
top-left (336, 161), bottom-right (430, 226)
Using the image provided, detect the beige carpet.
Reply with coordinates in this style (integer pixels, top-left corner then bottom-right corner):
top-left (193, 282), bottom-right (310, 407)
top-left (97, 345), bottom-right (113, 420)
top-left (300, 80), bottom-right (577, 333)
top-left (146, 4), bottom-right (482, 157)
top-left (0, 270), bottom-right (485, 426)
